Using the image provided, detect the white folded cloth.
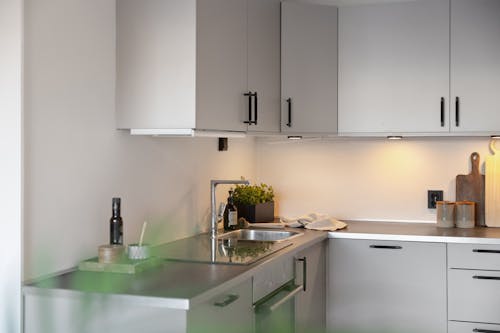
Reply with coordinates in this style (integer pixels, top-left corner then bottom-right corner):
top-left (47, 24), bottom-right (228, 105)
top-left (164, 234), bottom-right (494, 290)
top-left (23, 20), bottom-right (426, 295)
top-left (280, 213), bottom-right (347, 231)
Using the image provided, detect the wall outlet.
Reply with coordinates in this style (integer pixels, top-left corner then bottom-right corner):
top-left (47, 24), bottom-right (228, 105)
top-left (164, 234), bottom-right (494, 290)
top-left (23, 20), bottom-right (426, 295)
top-left (427, 190), bottom-right (443, 209)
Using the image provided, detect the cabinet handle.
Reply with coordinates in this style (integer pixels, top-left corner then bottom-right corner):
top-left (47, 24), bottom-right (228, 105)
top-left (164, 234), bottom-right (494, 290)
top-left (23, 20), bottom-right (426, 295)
top-left (473, 249), bottom-right (500, 254)
top-left (268, 285), bottom-right (302, 312)
top-left (253, 92), bottom-right (258, 125)
top-left (253, 283), bottom-right (303, 314)
top-left (286, 98), bottom-right (292, 127)
top-left (244, 92), bottom-right (253, 125)
top-left (214, 294), bottom-right (239, 307)
top-left (369, 245), bottom-right (402, 250)
top-left (440, 97), bottom-right (445, 127)
top-left (473, 329), bottom-right (500, 333)
top-left (297, 257), bottom-right (307, 292)
top-left (455, 96), bottom-right (460, 127)
top-left (473, 276), bottom-right (500, 281)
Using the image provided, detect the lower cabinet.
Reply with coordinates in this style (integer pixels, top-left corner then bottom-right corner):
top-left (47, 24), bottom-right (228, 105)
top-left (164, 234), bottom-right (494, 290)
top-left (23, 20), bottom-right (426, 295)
top-left (253, 240), bottom-right (327, 333)
top-left (448, 243), bottom-right (500, 331)
top-left (295, 240), bottom-right (326, 333)
top-left (24, 293), bottom-right (189, 333)
top-left (24, 278), bottom-right (253, 333)
top-left (327, 239), bottom-right (447, 333)
top-left (188, 279), bottom-right (253, 333)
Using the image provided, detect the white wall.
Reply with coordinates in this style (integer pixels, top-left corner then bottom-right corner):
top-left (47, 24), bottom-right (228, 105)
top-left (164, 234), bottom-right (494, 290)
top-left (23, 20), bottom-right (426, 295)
top-left (23, 0), bottom-right (256, 280)
top-left (0, 0), bottom-right (22, 331)
top-left (256, 137), bottom-right (492, 222)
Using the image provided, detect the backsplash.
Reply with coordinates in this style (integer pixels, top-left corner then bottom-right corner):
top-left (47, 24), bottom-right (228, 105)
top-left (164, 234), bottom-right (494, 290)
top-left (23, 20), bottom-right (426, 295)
top-left (256, 137), bottom-right (492, 222)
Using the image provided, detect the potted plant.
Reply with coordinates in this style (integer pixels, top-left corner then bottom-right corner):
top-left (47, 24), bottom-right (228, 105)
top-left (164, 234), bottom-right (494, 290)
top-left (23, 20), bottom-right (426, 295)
top-left (232, 183), bottom-right (275, 223)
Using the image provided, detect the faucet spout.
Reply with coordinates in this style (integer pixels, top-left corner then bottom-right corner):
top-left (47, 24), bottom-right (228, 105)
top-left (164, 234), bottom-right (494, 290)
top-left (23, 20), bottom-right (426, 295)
top-left (210, 179), bottom-right (249, 239)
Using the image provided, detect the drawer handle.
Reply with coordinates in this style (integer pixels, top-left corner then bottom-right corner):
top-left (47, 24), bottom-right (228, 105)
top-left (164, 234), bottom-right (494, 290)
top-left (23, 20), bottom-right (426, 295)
top-left (369, 245), bottom-right (402, 250)
top-left (286, 98), bottom-right (292, 127)
top-left (297, 257), bottom-right (307, 292)
top-left (473, 276), bottom-right (500, 281)
top-left (268, 285), bottom-right (303, 312)
top-left (214, 294), bottom-right (239, 307)
top-left (473, 329), bottom-right (500, 333)
top-left (473, 249), bottom-right (500, 254)
top-left (440, 97), bottom-right (445, 127)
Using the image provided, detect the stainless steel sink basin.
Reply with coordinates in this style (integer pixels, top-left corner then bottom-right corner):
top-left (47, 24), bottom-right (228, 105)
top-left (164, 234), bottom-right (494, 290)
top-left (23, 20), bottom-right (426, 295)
top-left (218, 229), bottom-right (302, 243)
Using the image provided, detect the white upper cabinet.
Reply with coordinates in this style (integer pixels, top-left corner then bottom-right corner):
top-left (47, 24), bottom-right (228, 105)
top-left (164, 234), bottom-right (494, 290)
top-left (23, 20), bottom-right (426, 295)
top-left (195, 0), bottom-right (248, 133)
top-left (338, 0), bottom-right (450, 135)
top-left (281, 2), bottom-right (338, 134)
top-left (339, 0), bottom-right (500, 136)
top-left (116, 0), bottom-right (280, 134)
top-left (450, 0), bottom-right (500, 134)
top-left (247, 0), bottom-right (281, 133)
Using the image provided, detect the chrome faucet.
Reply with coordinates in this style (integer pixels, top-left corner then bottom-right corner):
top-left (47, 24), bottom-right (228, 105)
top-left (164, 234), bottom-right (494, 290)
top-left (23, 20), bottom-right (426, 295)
top-left (210, 179), bottom-right (249, 239)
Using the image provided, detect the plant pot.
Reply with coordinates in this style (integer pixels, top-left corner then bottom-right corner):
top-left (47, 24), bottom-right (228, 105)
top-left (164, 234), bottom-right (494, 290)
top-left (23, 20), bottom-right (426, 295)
top-left (237, 201), bottom-right (275, 223)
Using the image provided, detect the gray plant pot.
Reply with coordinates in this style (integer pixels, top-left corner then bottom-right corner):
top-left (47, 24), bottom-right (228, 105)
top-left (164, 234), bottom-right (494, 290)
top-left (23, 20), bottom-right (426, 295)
top-left (237, 201), bottom-right (275, 223)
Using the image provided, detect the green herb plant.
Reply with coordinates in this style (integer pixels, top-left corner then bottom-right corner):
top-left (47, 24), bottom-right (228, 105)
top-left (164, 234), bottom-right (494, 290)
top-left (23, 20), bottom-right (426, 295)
top-left (232, 183), bottom-right (274, 205)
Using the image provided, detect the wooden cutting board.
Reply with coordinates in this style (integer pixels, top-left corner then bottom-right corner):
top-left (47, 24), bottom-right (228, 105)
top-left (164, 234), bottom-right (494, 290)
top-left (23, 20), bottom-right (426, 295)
top-left (456, 152), bottom-right (485, 227)
top-left (486, 141), bottom-right (500, 227)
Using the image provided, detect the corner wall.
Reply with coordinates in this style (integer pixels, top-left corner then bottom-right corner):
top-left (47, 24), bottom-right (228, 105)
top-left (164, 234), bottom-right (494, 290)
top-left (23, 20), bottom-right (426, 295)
top-left (23, 0), bottom-right (256, 280)
top-left (0, 0), bottom-right (22, 331)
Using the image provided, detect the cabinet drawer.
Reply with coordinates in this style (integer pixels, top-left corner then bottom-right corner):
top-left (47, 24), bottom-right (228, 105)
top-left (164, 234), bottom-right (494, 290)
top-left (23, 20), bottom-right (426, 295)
top-left (449, 269), bottom-right (500, 324)
top-left (449, 321), bottom-right (500, 333)
top-left (448, 243), bottom-right (500, 270)
top-left (253, 254), bottom-right (294, 303)
top-left (188, 279), bottom-right (253, 333)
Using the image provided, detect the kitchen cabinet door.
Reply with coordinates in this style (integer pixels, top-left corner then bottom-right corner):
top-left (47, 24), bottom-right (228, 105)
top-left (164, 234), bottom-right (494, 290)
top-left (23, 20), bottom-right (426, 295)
top-left (24, 293), bottom-right (187, 333)
top-left (281, 2), bottom-right (338, 134)
top-left (188, 279), bottom-right (253, 333)
top-left (294, 240), bottom-right (326, 333)
top-left (327, 239), bottom-right (447, 333)
top-left (338, 0), bottom-right (450, 135)
top-left (116, 0), bottom-right (247, 133)
top-left (247, 0), bottom-right (281, 133)
top-left (195, 0), bottom-right (247, 132)
top-left (450, 0), bottom-right (500, 133)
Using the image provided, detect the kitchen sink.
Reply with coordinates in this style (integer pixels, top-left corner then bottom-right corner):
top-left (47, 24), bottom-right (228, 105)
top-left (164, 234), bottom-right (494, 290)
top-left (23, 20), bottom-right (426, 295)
top-left (218, 229), bottom-right (303, 243)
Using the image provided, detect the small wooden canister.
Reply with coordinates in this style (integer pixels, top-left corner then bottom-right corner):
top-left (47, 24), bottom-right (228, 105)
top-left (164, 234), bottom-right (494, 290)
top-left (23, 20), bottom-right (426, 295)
top-left (98, 244), bottom-right (125, 263)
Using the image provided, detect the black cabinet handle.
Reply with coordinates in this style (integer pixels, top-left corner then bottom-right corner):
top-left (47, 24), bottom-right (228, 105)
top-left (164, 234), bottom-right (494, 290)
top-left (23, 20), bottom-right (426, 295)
top-left (473, 275), bottom-right (500, 281)
top-left (244, 92), bottom-right (253, 125)
top-left (286, 98), bottom-right (292, 127)
top-left (455, 96), bottom-right (460, 127)
top-left (243, 92), bottom-right (257, 125)
top-left (297, 257), bottom-right (307, 292)
top-left (214, 294), bottom-right (239, 307)
top-left (440, 97), bottom-right (445, 127)
top-left (369, 245), bottom-right (403, 250)
top-left (253, 92), bottom-right (258, 125)
top-left (473, 329), bottom-right (500, 333)
top-left (473, 249), bottom-right (500, 254)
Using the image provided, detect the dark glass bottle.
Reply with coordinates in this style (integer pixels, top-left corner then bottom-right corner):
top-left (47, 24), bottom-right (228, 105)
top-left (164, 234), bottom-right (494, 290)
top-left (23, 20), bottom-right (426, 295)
top-left (110, 197), bottom-right (123, 244)
top-left (223, 191), bottom-right (238, 231)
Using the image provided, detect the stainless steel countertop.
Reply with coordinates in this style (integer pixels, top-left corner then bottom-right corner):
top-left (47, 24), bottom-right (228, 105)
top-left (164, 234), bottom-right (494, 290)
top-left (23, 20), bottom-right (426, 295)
top-left (23, 228), bottom-right (327, 310)
top-left (25, 221), bottom-right (500, 310)
top-left (329, 220), bottom-right (500, 244)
